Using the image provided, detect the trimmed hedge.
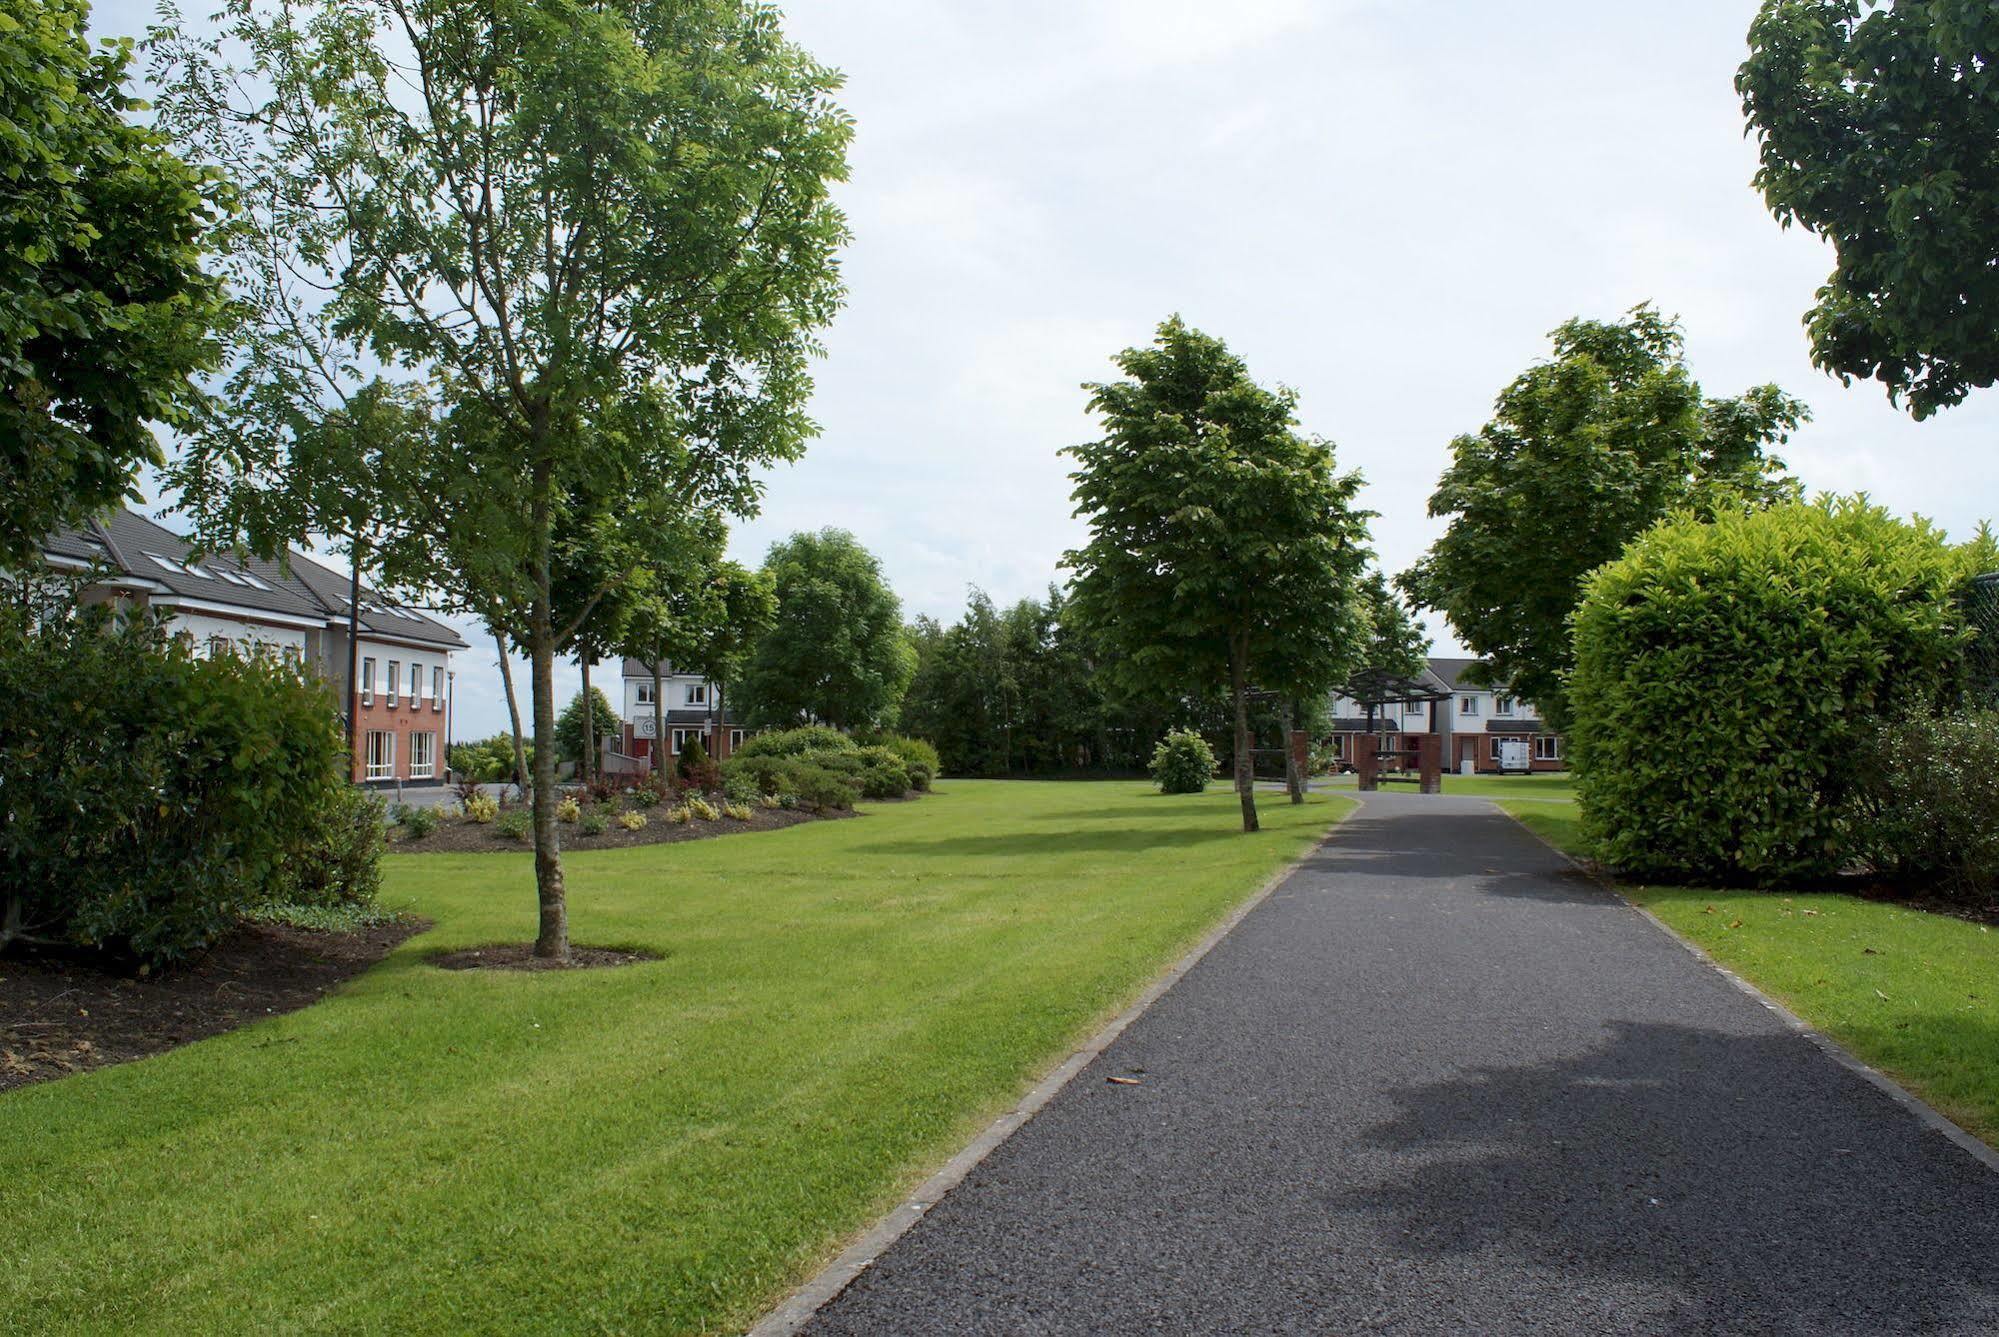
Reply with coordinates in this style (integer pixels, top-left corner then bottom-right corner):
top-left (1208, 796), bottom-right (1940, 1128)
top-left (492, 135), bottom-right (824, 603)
top-left (734, 726), bottom-right (853, 760)
top-left (1569, 498), bottom-right (1977, 884)
top-left (1, 595), bottom-right (360, 966)
top-left (1848, 710), bottom-right (1999, 904)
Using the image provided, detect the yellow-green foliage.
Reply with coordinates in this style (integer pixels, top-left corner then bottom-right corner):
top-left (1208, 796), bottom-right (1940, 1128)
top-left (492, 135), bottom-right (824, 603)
top-left (722, 802), bottom-right (754, 822)
top-left (461, 792), bottom-right (499, 824)
top-left (556, 796), bottom-right (582, 824)
top-left (666, 805), bottom-right (692, 825)
top-left (1569, 498), bottom-right (1980, 883)
top-left (618, 811), bottom-right (647, 832)
top-left (689, 797), bottom-right (720, 822)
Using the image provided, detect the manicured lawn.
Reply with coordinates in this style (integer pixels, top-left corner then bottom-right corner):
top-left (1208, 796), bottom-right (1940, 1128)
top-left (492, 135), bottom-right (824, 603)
top-left (1320, 771), bottom-right (1576, 800)
top-left (1503, 800), bottom-right (1999, 1146)
top-left (1, 781), bottom-right (1348, 1335)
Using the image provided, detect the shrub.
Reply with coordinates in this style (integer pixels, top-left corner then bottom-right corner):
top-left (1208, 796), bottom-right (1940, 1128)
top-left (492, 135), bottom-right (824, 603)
top-left (723, 802), bottom-right (754, 821)
top-left (450, 735), bottom-right (531, 784)
top-left (676, 733), bottom-right (710, 780)
top-left (858, 758), bottom-right (911, 799)
top-left (584, 774), bottom-right (624, 805)
top-left (666, 805), bottom-right (693, 825)
top-left (721, 768), bottom-right (762, 806)
top-left (451, 775), bottom-right (485, 805)
top-left (722, 754), bottom-right (795, 797)
top-left (734, 725), bottom-right (854, 760)
top-left (0, 594), bottom-right (359, 967)
top-left (786, 762), bottom-right (856, 812)
top-left (688, 796), bottom-right (721, 821)
top-left (1570, 498), bottom-right (1978, 884)
top-left (579, 812), bottom-right (609, 837)
top-left (758, 793), bottom-right (782, 810)
top-left (397, 804), bottom-right (439, 840)
top-left (630, 784), bottom-right (662, 808)
top-left (496, 810), bottom-right (532, 841)
top-left (871, 734), bottom-right (940, 789)
top-left (556, 795), bottom-right (582, 824)
top-left (618, 811), bottom-right (648, 831)
top-left (1150, 729), bottom-right (1217, 794)
top-left (1847, 711), bottom-right (1999, 903)
top-left (279, 783), bottom-right (387, 909)
top-left (462, 792), bottom-right (500, 824)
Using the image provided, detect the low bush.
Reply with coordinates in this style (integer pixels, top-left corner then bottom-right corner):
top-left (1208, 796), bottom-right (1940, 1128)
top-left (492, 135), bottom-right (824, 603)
top-left (723, 802), bottom-right (755, 822)
top-left (868, 734), bottom-right (940, 789)
top-left (496, 810), bottom-right (532, 842)
top-left (722, 769), bottom-right (763, 807)
top-left (677, 734), bottom-right (712, 784)
top-left (688, 796), bottom-right (721, 822)
top-left (786, 763), bottom-right (856, 812)
top-left (666, 806), bottom-right (692, 825)
top-left (0, 593), bottom-right (360, 967)
top-left (735, 725), bottom-right (854, 760)
top-left (1570, 498), bottom-right (1981, 883)
top-left (396, 804), bottom-right (439, 841)
top-left (630, 784), bottom-right (662, 808)
top-left (279, 783), bottom-right (386, 909)
top-left (857, 754), bottom-right (912, 799)
top-left (556, 795), bottom-right (583, 824)
top-left (618, 811), bottom-right (648, 831)
top-left (1848, 711), bottom-right (1999, 903)
top-left (579, 812), bottom-right (609, 837)
top-left (1150, 729), bottom-right (1217, 795)
top-left (462, 792), bottom-right (500, 824)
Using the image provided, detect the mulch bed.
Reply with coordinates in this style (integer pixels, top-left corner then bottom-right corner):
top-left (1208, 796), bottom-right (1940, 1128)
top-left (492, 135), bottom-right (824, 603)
top-left (389, 802), bottom-right (851, 854)
top-left (428, 944), bottom-right (658, 971)
top-left (0, 917), bottom-right (426, 1093)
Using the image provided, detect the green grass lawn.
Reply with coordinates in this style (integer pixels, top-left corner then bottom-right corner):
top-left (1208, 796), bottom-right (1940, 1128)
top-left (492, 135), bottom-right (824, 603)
top-left (1318, 771), bottom-right (1576, 800)
top-left (1, 781), bottom-right (1348, 1335)
top-left (1502, 799), bottom-right (1999, 1146)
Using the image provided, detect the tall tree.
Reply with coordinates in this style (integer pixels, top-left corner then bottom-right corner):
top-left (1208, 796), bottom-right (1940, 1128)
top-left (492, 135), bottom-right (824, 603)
top-left (1357, 570), bottom-right (1429, 680)
top-left (1064, 317), bottom-right (1373, 833)
top-left (1740, 0), bottom-right (1999, 419)
top-left (153, 0), bottom-right (850, 960)
top-left (0, 0), bottom-right (228, 563)
top-left (1399, 306), bottom-right (1807, 725)
top-left (735, 529), bottom-right (915, 731)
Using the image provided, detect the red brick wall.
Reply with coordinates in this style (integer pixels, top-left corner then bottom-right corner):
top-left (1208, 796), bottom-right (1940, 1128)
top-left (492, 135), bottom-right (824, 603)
top-left (351, 686), bottom-right (450, 783)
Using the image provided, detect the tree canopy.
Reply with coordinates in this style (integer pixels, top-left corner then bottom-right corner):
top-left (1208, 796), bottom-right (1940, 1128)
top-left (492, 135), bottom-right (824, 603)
top-left (735, 529), bottom-right (914, 731)
top-left (0, 0), bottom-right (229, 564)
top-left (1740, 0), bottom-right (1999, 418)
top-left (1399, 306), bottom-right (1806, 725)
top-left (153, 0), bottom-right (851, 959)
top-left (1064, 316), bottom-right (1373, 832)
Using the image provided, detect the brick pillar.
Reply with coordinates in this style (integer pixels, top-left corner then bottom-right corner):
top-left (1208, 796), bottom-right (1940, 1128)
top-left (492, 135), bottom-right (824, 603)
top-left (1288, 729), bottom-right (1309, 777)
top-left (1357, 740), bottom-right (1379, 792)
top-left (1417, 733), bottom-right (1443, 795)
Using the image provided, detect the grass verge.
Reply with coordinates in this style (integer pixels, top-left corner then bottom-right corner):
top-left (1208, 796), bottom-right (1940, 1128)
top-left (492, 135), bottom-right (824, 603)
top-left (2, 780), bottom-right (1347, 1334)
top-left (1501, 798), bottom-right (1999, 1148)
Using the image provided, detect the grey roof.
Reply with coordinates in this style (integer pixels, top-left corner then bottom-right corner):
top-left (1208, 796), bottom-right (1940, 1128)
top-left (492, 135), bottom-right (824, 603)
top-left (42, 509), bottom-right (467, 650)
top-left (1485, 720), bottom-right (1543, 734)
top-left (1424, 657), bottom-right (1488, 692)
top-left (622, 657), bottom-right (686, 678)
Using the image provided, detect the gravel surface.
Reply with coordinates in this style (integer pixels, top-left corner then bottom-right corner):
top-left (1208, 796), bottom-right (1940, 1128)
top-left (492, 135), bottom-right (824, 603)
top-left (806, 793), bottom-right (1999, 1335)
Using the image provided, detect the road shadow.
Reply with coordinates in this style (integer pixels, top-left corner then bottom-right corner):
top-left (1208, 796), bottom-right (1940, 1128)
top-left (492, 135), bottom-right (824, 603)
top-left (1333, 1017), bottom-right (1999, 1332)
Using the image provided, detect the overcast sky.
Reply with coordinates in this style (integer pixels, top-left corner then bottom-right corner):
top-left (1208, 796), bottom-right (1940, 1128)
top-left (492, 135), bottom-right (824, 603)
top-left (108, 0), bottom-right (1999, 741)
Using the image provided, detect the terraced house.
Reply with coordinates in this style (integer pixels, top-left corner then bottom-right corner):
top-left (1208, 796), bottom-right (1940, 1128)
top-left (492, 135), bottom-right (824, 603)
top-left (617, 657), bottom-right (748, 766)
top-left (40, 509), bottom-right (469, 789)
top-left (1328, 656), bottom-right (1566, 773)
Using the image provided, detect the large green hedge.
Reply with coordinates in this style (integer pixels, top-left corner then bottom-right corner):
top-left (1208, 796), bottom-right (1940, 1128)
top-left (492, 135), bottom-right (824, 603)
top-left (1, 592), bottom-right (359, 966)
top-left (1569, 499), bottom-right (1979, 884)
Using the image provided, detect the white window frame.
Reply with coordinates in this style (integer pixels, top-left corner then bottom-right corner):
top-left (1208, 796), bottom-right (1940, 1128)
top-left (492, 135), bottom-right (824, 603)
top-left (408, 731), bottom-right (436, 778)
top-left (360, 656), bottom-right (376, 705)
top-left (365, 730), bottom-right (396, 781)
top-left (433, 666), bottom-right (445, 711)
top-left (728, 729), bottom-right (745, 751)
top-left (671, 727), bottom-right (702, 753)
top-left (1459, 694), bottom-right (1480, 717)
top-left (684, 682), bottom-right (708, 707)
top-left (635, 680), bottom-right (655, 706)
top-left (386, 660), bottom-right (400, 705)
top-left (1494, 694), bottom-right (1515, 717)
top-left (1403, 701), bottom-right (1426, 718)
top-left (1534, 734), bottom-right (1562, 761)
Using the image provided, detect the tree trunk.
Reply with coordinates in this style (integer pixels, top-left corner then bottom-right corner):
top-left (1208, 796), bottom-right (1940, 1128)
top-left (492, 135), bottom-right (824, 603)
top-left (580, 654), bottom-right (594, 785)
top-left (344, 539), bottom-right (364, 777)
top-left (529, 593), bottom-right (568, 961)
top-left (496, 631), bottom-right (528, 793)
top-left (1284, 698), bottom-right (1305, 805)
top-left (1232, 644), bottom-right (1259, 833)
top-left (651, 662), bottom-right (665, 777)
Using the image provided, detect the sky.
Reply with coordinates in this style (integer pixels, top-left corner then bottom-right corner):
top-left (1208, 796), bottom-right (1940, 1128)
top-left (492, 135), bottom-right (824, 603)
top-left (105, 0), bottom-right (1999, 741)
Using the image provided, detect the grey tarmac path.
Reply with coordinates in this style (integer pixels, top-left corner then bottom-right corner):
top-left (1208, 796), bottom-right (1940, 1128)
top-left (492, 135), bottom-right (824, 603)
top-left (803, 792), bottom-right (1999, 1336)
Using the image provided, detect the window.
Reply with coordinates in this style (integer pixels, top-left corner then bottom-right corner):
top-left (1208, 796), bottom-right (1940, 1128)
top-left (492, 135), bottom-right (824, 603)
top-left (1403, 701), bottom-right (1425, 718)
top-left (386, 661), bottom-right (400, 705)
top-left (684, 682), bottom-right (708, 706)
top-left (144, 551), bottom-right (211, 579)
top-left (408, 731), bottom-right (436, 778)
top-left (636, 680), bottom-right (655, 705)
top-left (729, 729), bottom-right (745, 752)
top-left (1494, 695), bottom-right (1514, 716)
top-left (672, 727), bottom-right (703, 753)
top-left (365, 730), bottom-right (396, 780)
top-left (1534, 735), bottom-right (1562, 761)
top-left (432, 666), bottom-right (445, 710)
top-left (360, 657), bottom-right (376, 704)
top-left (206, 634), bottom-right (230, 659)
top-left (1459, 695), bottom-right (1480, 717)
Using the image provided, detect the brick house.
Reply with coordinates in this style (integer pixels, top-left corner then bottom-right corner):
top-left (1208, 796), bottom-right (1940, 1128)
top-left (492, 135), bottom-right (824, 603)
top-left (616, 658), bottom-right (748, 767)
top-left (41, 509), bottom-right (469, 788)
top-left (1327, 656), bottom-right (1566, 773)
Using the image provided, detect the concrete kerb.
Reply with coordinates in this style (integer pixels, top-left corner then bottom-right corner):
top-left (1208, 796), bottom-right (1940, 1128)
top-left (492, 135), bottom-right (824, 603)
top-left (1496, 800), bottom-right (1999, 1177)
top-left (743, 799), bottom-right (1361, 1337)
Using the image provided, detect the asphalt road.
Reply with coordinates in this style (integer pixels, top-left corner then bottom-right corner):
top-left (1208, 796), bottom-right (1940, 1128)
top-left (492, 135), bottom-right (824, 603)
top-left (805, 792), bottom-right (1999, 1335)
